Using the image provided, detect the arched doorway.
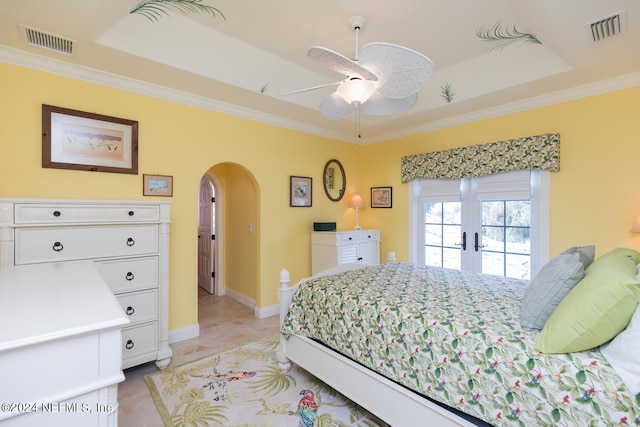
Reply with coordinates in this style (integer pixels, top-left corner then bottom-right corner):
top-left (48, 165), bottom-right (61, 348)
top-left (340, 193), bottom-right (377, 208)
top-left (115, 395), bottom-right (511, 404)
top-left (197, 163), bottom-right (258, 306)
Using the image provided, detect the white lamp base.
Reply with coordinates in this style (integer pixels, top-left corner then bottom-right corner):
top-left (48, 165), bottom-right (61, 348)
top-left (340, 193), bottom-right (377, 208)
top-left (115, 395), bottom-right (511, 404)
top-left (354, 207), bottom-right (362, 230)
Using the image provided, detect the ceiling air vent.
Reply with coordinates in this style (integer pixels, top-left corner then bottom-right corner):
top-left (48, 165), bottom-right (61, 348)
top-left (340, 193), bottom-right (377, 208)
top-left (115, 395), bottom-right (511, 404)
top-left (20, 25), bottom-right (74, 55)
top-left (585, 10), bottom-right (627, 43)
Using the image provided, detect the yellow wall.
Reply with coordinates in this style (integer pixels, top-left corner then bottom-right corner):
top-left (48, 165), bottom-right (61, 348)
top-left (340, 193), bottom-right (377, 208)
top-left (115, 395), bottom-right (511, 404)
top-left (210, 163), bottom-right (259, 300)
top-left (2, 60), bottom-right (639, 334)
top-left (0, 62), bottom-right (361, 330)
top-left (358, 85), bottom-right (640, 261)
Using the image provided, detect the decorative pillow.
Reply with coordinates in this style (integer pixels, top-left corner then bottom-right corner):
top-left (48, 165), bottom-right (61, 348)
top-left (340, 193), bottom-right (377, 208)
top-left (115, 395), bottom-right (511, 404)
top-left (559, 245), bottom-right (596, 269)
top-left (520, 251), bottom-right (585, 330)
top-left (536, 247), bottom-right (640, 353)
top-left (600, 303), bottom-right (640, 394)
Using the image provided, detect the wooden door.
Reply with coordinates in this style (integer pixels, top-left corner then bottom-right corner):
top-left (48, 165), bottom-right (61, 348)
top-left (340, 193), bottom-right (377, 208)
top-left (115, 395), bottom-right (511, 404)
top-left (198, 176), bottom-right (215, 294)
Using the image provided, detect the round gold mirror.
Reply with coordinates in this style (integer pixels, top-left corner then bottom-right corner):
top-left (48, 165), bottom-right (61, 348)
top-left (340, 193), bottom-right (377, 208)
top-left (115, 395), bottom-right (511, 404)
top-left (323, 159), bottom-right (346, 202)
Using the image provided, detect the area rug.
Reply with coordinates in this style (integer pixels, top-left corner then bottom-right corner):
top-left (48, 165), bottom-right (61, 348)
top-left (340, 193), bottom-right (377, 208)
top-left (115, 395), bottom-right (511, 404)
top-left (145, 334), bottom-right (387, 426)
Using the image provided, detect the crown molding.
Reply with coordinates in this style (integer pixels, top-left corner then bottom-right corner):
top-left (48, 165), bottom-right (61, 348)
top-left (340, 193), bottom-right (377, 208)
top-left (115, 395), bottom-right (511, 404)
top-left (369, 71), bottom-right (640, 143)
top-left (2, 45), bottom-right (638, 145)
top-left (0, 45), bottom-right (348, 141)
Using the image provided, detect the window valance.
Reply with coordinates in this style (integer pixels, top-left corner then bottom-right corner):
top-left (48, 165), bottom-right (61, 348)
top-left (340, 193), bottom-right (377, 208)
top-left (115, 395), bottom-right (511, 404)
top-left (401, 133), bottom-right (559, 183)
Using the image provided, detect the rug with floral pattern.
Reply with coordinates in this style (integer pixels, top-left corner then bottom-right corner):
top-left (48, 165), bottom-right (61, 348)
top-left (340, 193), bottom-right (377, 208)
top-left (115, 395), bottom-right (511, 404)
top-left (145, 334), bottom-right (386, 427)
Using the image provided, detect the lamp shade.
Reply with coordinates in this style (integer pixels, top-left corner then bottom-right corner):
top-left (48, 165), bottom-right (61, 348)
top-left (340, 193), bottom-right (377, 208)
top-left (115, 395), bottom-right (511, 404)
top-left (336, 79), bottom-right (376, 105)
top-left (631, 216), bottom-right (640, 232)
top-left (350, 194), bottom-right (365, 208)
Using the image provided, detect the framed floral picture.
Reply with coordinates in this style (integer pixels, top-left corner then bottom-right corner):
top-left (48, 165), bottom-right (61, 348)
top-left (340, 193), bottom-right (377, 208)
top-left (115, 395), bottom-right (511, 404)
top-left (371, 186), bottom-right (392, 208)
top-left (290, 176), bottom-right (312, 207)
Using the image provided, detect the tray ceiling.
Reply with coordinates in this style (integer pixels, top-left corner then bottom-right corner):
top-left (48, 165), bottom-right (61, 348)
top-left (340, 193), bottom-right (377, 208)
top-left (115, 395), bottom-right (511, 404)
top-left (1, 1), bottom-right (638, 143)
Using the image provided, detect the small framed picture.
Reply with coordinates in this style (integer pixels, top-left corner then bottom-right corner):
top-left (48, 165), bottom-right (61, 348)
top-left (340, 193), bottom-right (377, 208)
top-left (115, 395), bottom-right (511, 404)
top-left (371, 186), bottom-right (392, 208)
top-left (143, 174), bottom-right (173, 197)
top-left (290, 176), bottom-right (312, 207)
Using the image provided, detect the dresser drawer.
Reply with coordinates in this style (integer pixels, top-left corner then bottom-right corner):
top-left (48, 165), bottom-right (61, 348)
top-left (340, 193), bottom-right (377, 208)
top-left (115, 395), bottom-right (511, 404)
top-left (358, 230), bottom-right (380, 241)
top-left (14, 203), bottom-right (160, 224)
top-left (122, 322), bottom-right (158, 360)
top-left (96, 257), bottom-right (159, 293)
top-left (117, 289), bottom-right (158, 325)
top-left (14, 225), bottom-right (158, 264)
top-left (312, 232), bottom-right (359, 245)
top-left (337, 232), bottom-right (361, 243)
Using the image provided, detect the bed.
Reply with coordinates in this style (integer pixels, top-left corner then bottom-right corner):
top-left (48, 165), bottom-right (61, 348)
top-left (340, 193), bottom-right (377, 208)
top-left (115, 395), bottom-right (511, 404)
top-left (277, 249), bottom-right (640, 426)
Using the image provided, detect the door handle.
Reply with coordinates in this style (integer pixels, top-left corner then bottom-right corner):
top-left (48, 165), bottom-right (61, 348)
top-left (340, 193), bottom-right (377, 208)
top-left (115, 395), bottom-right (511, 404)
top-left (474, 232), bottom-right (488, 252)
top-left (454, 232), bottom-right (466, 250)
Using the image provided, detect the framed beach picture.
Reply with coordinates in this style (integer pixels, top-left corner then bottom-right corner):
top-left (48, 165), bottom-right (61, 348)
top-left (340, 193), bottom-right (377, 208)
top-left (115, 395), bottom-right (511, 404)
top-left (42, 104), bottom-right (138, 174)
top-left (143, 174), bottom-right (173, 197)
top-left (290, 176), bottom-right (312, 207)
top-left (371, 186), bottom-right (392, 208)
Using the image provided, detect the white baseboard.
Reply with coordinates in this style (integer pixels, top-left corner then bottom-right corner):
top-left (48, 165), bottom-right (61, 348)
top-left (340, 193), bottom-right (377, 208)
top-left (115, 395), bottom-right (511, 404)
top-left (256, 304), bottom-right (279, 319)
top-left (224, 287), bottom-right (255, 309)
top-left (168, 323), bottom-right (200, 344)
top-left (224, 288), bottom-right (278, 319)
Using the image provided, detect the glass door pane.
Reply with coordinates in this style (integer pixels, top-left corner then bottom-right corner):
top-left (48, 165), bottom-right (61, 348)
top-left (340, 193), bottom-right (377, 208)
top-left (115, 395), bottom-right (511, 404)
top-left (424, 201), bottom-right (462, 269)
top-left (481, 200), bottom-right (531, 279)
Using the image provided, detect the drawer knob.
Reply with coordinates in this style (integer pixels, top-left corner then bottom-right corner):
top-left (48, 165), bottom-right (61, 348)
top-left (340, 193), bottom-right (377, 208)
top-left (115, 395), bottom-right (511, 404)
top-left (126, 237), bottom-right (135, 247)
top-left (52, 241), bottom-right (64, 252)
top-left (53, 210), bottom-right (61, 217)
top-left (128, 211), bottom-right (135, 216)
top-left (126, 306), bottom-right (135, 315)
top-left (125, 340), bottom-right (134, 350)
top-left (125, 272), bottom-right (135, 281)
top-left (348, 237), bottom-right (353, 240)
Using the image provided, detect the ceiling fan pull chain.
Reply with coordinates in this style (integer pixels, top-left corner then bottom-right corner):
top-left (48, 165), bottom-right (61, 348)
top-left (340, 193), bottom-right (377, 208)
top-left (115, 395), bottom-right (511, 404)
top-left (355, 107), bottom-right (361, 150)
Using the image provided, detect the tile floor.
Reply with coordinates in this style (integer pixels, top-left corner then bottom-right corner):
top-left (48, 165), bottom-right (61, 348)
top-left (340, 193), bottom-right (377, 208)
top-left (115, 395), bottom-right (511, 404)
top-left (117, 289), bottom-right (280, 427)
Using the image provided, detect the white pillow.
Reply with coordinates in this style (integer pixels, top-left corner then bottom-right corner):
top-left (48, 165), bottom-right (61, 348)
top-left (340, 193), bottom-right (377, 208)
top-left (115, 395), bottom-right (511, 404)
top-left (600, 302), bottom-right (640, 394)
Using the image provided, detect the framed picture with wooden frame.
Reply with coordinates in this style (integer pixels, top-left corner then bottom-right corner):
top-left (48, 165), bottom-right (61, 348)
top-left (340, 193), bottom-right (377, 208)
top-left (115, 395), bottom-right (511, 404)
top-left (42, 104), bottom-right (138, 174)
top-left (371, 186), bottom-right (392, 208)
top-left (290, 176), bottom-right (312, 207)
top-left (143, 174), bottom-right (173, 197)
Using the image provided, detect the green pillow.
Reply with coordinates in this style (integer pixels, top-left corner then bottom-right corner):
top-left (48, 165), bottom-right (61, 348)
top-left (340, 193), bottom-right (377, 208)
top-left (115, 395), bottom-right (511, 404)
top-left (536, 247), bottom-right (640, 353)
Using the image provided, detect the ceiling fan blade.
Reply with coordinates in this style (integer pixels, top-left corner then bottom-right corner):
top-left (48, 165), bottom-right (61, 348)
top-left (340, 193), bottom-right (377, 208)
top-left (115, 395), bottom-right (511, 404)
top-left (359, 42), bottom-right (434, 99)
top-left (308, 46), bottom-right (378, 81)
top-left (319, 92), bottom-right (357, 120)
top-left (279, 81), bottom-right (342, 97)
top-left (359, 91), bottom-right (418, 116)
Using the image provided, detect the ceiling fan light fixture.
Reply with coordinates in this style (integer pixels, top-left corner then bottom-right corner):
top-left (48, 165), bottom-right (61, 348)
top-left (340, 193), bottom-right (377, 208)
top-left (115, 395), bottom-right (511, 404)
top-left (336, 79), bottom-right (376, 105)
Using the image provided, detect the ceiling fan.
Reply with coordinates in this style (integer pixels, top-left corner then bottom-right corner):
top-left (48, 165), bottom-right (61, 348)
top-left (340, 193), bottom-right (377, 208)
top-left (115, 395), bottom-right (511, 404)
top-left (285, 16), bottom-right (435, 120)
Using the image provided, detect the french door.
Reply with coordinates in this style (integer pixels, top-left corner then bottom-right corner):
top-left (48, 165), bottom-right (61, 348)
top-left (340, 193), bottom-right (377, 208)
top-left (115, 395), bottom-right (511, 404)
top-left (411, 170), bottom-right (548, 280)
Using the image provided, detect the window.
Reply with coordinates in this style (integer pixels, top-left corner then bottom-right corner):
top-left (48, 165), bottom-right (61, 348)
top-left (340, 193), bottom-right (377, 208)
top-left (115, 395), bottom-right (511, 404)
top-left (481, 200), bottom-right (531, 278)
top-left (409, 170), bottom-right (549, 279)
top-left (424, 201), bottom-right (462, 269)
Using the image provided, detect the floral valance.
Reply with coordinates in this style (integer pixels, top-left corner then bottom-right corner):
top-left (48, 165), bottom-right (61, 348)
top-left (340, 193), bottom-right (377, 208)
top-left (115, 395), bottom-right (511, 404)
top-left (401, 133), bottom-right (560, 183)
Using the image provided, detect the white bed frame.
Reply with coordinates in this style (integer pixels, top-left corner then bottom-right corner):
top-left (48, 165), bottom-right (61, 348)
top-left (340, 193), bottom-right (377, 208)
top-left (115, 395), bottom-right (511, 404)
top-left (277, 256), bottom-right (479, 427)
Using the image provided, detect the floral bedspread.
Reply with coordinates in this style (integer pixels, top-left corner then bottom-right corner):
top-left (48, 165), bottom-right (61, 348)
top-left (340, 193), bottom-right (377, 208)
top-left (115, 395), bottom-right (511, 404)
top-left (281, 262), bottom-right (640, 426)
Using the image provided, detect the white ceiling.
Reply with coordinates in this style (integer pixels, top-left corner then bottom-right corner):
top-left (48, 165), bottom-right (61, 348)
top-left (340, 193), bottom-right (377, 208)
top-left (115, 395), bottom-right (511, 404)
top-left (1, 0), bottom-right (639, 143)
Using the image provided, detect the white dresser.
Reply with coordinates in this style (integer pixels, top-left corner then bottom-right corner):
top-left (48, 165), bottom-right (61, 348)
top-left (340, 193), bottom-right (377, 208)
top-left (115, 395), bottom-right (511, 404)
top-left (0, 261), bottom-right (129, 427)
top-left (0, 198), bottom-right (172, 370)
top-left (311, 229), bottom-right (380, 275)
